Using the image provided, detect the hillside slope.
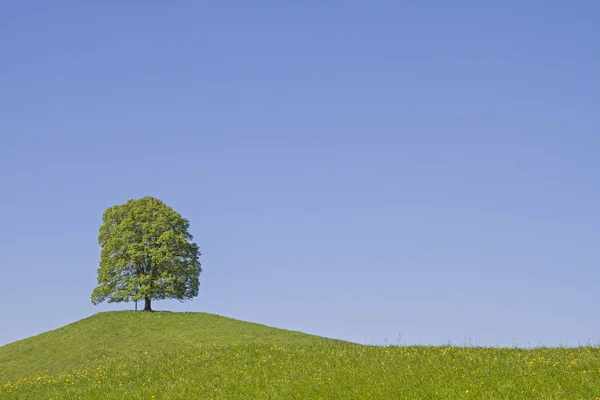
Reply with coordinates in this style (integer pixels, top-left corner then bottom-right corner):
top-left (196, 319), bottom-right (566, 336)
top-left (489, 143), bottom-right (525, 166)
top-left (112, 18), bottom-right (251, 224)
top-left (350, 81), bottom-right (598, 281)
top-left (2, 312), bottom-right (600, 399)
top-left (0, 311), bottom-right (342, 383)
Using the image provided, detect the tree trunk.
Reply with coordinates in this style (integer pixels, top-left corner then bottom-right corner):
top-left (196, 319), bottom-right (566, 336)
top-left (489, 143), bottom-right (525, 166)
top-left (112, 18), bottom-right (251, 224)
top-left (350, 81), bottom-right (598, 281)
top-left (144, 297), bottom-right (152, 311)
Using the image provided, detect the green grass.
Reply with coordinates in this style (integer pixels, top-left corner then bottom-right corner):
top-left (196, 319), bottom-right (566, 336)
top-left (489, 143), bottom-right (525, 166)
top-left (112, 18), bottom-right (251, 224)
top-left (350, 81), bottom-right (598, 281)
top-left (0, 311), bottom-right (337, 384)
top-left (1, 312), bottom-right (600, 399)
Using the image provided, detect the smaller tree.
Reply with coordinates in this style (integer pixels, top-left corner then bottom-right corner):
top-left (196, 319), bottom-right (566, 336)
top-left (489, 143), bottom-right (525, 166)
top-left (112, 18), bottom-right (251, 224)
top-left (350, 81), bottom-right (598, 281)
top-left (91, 196), bottom-right (202, 311)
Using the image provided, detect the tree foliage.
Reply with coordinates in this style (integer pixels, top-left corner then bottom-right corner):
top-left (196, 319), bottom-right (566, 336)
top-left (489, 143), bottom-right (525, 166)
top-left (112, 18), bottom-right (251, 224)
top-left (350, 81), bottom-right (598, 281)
top-left (91, 197), bottom-right (202, 311)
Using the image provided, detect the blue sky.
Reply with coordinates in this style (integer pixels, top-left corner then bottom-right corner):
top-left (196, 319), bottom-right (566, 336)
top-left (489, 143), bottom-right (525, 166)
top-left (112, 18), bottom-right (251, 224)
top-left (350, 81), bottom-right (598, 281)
top-left (1, 2), bottom-right (599, 348)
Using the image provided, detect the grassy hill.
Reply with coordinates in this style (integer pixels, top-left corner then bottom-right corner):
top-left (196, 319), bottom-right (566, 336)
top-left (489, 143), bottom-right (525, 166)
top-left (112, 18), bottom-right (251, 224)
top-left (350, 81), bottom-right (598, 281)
top-left (0, 311), bottom-right (338, 384)
top-left (1, 311), bottom-right (600, 399)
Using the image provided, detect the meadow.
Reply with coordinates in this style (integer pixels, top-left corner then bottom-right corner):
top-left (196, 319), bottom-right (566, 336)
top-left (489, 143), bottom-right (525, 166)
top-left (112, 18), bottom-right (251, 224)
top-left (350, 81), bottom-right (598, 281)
top-left (1, 312), bottom-right (599, 399)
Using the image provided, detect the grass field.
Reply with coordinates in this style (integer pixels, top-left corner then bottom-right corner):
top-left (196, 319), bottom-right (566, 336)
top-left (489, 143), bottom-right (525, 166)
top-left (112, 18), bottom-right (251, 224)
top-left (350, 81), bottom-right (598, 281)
top-left (1, 312), bottom-right (599, 399)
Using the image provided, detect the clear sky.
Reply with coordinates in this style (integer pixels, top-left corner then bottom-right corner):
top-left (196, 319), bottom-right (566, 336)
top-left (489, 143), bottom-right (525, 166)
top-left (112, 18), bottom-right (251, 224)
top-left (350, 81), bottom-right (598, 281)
top-left (1, 2), bottom-right (599, 348)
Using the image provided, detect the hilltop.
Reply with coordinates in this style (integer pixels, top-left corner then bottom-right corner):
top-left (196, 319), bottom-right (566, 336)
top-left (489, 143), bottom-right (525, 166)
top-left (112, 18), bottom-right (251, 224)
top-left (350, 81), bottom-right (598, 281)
top-left (0, 311), bottom-right (342, 384)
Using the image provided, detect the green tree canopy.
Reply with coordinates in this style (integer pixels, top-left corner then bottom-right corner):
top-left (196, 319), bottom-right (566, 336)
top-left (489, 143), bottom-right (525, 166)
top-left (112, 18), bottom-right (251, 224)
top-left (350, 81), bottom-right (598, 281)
top-left (91, 196), bottom-right (202, 311)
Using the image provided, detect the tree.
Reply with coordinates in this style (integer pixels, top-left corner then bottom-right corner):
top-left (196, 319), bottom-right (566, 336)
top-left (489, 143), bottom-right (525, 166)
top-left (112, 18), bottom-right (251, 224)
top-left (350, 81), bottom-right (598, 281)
top-left (91, 196), bottom-right (202, 311)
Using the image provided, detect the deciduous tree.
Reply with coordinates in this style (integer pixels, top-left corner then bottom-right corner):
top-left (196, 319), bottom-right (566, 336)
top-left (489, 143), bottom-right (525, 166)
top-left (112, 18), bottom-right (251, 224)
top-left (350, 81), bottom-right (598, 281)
top-left (91, 197), bottom-right (202, 311)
